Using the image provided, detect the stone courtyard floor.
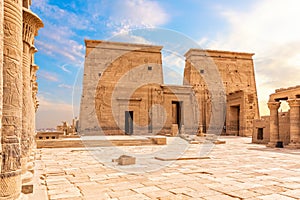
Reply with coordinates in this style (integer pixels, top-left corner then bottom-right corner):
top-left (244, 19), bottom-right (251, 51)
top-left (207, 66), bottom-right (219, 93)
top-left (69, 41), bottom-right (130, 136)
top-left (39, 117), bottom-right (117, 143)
top-left (29, 136), bottom-right (300, 200)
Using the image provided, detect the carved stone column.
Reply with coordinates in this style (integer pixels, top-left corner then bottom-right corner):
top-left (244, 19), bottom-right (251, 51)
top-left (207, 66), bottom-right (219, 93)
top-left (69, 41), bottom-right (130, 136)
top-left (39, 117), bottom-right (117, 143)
top-left (21, 22), bottom-right (31, 186)
top-left (27, 63), bottom-right (39, 176)
top-left (287, 99), bottom-right (300, 149)
top-left (21, 8), bottom-right (43, 193)
top-left (0, 0), bottom-right (4, 175)
top-left (0, 0), bottom-right (23, 199)
top-left (267, 101), bottom-right (281, 148)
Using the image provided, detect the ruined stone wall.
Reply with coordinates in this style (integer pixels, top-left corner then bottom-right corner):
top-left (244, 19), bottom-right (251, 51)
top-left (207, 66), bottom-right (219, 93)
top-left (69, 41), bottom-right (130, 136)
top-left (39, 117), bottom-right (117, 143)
top-left (184, 49), bottom-right (259, 136)
top-left (259, 86), bottom-right (300, 148)
top-left (253, 113), bottom-right (290, 145)
top-left (252, 116), bottom-right (270, 144)
top-left (278, 112), bottom-right (290, 145)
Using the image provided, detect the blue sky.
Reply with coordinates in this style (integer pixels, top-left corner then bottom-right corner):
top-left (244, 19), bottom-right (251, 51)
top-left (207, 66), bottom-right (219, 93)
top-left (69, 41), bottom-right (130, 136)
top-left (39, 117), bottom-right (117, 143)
top-left (31, 0), bottom-right (300, 128)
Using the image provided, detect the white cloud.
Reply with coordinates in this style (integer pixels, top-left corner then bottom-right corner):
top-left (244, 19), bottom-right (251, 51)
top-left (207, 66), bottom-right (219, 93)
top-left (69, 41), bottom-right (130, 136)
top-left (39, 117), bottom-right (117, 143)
top-left (162, 52), bottom-right (185, 72)
top-left (108, 0), bottom-right (169, 34)
top-left (58, 84), bottom-right (73, 89)
top-left (209, 0), bottom-right (300, 115)
top-left (38, 70), bottom-right (59, 82)
top-left (35, 37), bottom-right (84, 63)
top-left (109, 33), bottom-right (153, 44)
top-left (32, 0), bottom-right (85, 65)
top-left (32, 0), bottom-right (91, 30)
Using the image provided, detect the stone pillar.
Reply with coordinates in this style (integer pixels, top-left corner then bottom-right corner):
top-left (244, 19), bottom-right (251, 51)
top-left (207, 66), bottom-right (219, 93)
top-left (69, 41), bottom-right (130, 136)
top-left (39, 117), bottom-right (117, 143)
top-left (267, 101), bottom-right (281, 148)
top-left (287, 99), bottom-right (300, 149)
top-left (0, 0), bottom-right (23, 199)
top-left (0, 0), bottom-right (4, 175)
top-left (21, 8), bottom-right (43, 193)
top-left (21, 22), bottom-right (31, 182)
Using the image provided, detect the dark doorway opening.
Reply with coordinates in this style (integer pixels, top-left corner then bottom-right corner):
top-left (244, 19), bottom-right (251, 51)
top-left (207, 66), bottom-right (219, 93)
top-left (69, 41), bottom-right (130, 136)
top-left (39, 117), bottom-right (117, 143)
top-left (125, 111), bottom-right (133, 135)
top-left (172, 101), bottom-right (182, 130)
top-left (257, 128), bottom-right (264, 140)
top-left (230, 105), bottom-right (240, 136)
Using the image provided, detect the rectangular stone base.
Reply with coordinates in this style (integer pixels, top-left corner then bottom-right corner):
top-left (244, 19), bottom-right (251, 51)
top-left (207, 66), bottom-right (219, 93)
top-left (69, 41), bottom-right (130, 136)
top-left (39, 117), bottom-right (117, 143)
top-left (149, 136), bottom-right (167, 145)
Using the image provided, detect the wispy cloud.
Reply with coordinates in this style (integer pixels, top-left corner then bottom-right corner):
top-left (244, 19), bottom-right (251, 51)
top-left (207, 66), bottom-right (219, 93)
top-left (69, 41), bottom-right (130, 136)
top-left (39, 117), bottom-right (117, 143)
top-left (38, 70), bottom-right (59, 82)
top-left (162, 52), bottom-right (185, 71)
top-left (58, 84), bottom-right (73, 89)
top-left (32, 0), bottom-right (91, 30)
top-left (36, 40), bottom-right (84, 63)
top-left (32, 0), bottom-right (85, 65)
top-left (107, 0), bottom-right (169, 34)
top-left (209, 0), bottom-right (300, 115)
top-left (59, 64), bottom-right (72, 74)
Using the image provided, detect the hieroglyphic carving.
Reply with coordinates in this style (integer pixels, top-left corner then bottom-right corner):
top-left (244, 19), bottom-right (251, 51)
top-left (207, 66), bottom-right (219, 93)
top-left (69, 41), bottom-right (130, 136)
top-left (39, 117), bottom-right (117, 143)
top-left (4, 21), bottom-right (22, 48)
top-left (1, 138), bottom-right (21, 172)
top-left (0, 0), bottom-right (4, 172)
top-left (1, 0), bottom-right (23, 198)
top-left (153, 88), bottom-right (163, 104)
top-left (3, 58), bottom-right (21, 108)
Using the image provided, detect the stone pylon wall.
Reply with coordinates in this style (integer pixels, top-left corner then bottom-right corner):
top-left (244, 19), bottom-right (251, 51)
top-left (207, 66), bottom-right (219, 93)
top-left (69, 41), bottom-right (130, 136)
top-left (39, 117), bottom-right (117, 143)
top-left (1, 0), bottom-right (23, 199)
top-left (184, 50), bottom-right (259, 137)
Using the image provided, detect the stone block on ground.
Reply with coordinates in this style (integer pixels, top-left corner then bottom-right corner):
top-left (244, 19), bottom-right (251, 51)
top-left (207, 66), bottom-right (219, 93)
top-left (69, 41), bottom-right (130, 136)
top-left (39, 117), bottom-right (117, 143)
top-left (112, 155), bottom-right (136, 165)
top-left (148, 136), bottom-right (167, 145)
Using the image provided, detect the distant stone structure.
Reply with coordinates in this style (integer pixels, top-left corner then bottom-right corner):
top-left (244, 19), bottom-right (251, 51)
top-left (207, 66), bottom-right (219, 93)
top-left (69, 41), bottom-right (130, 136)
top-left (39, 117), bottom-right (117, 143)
top-left (0, 0), bottom-right (43, 199)
top-left (253, 85), bottom-right (300, 148)
top-left (56, 119), bottom-right (78, 135)
top-left (36, 119), bottom-right (79, 141)
top-left (79, 40), bottom-right (259, 137)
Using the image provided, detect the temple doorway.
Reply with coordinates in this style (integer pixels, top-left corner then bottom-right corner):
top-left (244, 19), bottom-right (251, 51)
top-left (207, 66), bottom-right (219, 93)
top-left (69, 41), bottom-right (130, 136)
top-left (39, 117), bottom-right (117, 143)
top-left (125, 111), bottom-right (133, 135)
top-left (172, 101), bottom-right (182, 131)
top-left (230, 105), bottom-right (240, 136)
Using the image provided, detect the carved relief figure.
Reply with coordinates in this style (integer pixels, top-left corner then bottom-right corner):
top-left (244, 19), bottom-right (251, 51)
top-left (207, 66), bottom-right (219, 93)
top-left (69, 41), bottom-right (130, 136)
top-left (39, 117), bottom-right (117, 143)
top-left (3, 58), bottom-right (21, 107)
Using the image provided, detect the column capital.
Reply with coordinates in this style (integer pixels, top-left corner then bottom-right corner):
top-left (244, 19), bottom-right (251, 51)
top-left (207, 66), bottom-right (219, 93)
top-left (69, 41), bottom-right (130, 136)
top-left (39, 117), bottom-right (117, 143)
top-left (267, 101), bottom-right (281, 110)
top-left (287, 99), bottom-right (300, 107)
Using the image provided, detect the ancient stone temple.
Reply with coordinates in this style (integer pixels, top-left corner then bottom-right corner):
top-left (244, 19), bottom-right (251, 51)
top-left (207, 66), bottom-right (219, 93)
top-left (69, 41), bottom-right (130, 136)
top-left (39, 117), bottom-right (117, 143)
top-left (0, 0), bottom-right (43, 199)
top-left (80, 41), bottom-right (198, 136)
top-left (79, 40), bottom-right (259, 137)
top-left (253, 86), bottom-right (300, 148)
